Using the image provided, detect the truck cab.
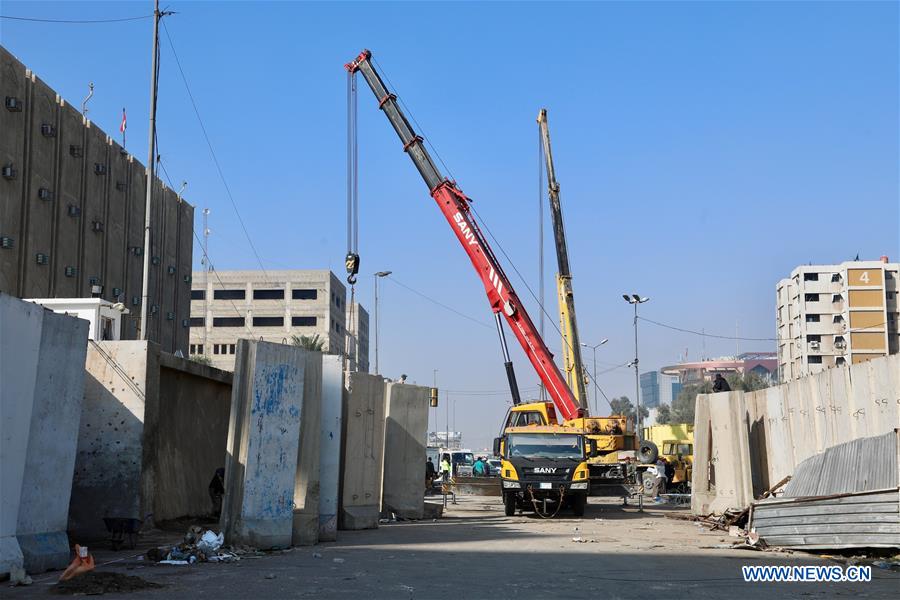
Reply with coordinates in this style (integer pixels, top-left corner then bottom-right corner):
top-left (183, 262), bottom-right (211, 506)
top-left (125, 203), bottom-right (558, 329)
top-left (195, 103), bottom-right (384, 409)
top-left (494, 426), bottom-right (595, 517)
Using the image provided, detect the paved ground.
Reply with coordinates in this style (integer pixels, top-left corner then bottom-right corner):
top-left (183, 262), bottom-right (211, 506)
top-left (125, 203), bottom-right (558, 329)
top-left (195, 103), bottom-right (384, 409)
top-left (9, 496), bottom-right (899, 599)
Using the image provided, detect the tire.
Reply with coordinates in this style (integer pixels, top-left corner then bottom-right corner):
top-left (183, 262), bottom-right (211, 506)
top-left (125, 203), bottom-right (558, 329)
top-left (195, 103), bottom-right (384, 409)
top-left (571, 494), bottom-right (586, 517)
top-left (503, 492), bottom-right (517, 516)
top-left (637, 440), bottom-right (659, 464)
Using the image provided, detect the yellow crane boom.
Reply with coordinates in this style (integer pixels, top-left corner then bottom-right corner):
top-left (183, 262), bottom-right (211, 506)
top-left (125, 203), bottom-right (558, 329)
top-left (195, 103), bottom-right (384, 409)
top-left (537, 108), bottom-right (588, 411)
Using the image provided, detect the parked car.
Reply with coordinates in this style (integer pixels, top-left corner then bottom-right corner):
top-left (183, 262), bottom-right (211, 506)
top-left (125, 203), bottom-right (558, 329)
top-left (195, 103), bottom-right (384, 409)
top-left (487, 458), bottom-right (502, 477)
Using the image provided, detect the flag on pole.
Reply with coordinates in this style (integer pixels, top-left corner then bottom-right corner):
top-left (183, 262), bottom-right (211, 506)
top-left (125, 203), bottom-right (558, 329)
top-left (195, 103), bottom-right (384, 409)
top-left (119, 107), bottom-right (126, 149)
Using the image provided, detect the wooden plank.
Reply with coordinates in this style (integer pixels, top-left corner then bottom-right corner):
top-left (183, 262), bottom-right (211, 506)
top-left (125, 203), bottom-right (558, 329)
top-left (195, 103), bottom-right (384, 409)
top-left (755, 489), bottom-right (898, 507)
top-left (760, 533), bottom-right (900, 548)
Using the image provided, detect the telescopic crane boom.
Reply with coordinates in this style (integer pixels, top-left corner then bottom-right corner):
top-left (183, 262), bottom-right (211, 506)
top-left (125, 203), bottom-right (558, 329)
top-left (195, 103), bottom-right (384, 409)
top-left (537, 109), bottom-right (588, 411)
top-left (345, 50), bottom-right (584, 421)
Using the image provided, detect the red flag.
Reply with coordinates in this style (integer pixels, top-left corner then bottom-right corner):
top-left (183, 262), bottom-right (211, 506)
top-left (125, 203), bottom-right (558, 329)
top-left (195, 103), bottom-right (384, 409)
top-left (119, 108), bottom-right (127, 133)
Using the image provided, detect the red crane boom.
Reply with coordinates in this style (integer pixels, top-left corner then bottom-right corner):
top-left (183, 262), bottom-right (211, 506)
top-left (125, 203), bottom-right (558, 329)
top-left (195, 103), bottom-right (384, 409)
top-left (345, 50), bottom-right (583, 421)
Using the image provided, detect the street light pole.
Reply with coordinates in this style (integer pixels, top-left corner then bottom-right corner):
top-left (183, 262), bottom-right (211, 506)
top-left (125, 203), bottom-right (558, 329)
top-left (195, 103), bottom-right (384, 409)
top-left (374, 271), bottom-right (391, 374)
top-left (581, 338), bottom-right (608, 414)
top-left (623, 294), bottom-right (650, 436)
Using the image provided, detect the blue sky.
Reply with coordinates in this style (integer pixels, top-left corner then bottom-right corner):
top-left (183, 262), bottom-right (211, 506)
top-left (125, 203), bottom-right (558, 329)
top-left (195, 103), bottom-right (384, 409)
top-left (3, 1), bottom-right (898, 448)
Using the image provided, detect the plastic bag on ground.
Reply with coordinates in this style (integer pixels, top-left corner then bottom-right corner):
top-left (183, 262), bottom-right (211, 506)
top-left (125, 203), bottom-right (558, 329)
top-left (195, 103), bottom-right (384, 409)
top-left (197, 530), bottom-right (224, 555)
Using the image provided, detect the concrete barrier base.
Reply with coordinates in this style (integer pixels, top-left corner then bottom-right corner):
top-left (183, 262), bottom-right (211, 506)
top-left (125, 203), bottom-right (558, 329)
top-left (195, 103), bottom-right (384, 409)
top-left (341, 506), bottom-right (380, 530)
top-left (0, 537), bottom-right (23, 577)
top-left (17, 531), bottom-right (69, 573)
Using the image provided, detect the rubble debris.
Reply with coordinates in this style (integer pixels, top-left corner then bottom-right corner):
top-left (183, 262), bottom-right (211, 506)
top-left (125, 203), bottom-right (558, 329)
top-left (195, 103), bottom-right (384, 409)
top-left (8, 566), bottom-right (33, 586)
top-left (145, 528), bottom-right (243, 565)
top-left (53, 572), bottom-right (162, 595)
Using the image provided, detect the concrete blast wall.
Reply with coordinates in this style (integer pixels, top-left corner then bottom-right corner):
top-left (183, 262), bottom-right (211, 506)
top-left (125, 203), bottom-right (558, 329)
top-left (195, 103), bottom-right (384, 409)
top-left (0, 293), bottom-right (88, 575)
top-left (221, 341), bottom-right (307, 549)
top-left (693, 354), bottom-right (900, 514)
top-left (72, 341), bottom-right (231, 539)
top-left (318, 355), bottom-right (343, 541)
top-left (292, 353), bottom-right (322, 547)
top-left (339, 372), bottom-right (386, 530)
top-left (381, 383), bottom-right (430, 519)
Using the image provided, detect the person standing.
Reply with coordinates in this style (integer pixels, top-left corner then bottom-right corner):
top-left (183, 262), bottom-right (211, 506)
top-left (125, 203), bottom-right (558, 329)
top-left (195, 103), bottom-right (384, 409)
top-left (655, 457), bottom-right (668, 499)
top-left (425, 457), bottom-right (436, 492)
top-left (440, 454), bottom-right (452, 481)
top-left (713, 373), bottom-right (731, 392)
top-left (473, 457), bottom-right (487, 477)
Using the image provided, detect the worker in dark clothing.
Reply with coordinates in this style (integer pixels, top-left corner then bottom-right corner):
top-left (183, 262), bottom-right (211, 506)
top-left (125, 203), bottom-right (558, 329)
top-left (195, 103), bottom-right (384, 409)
top-left (713, 373), bottom-right (731, 392)
top-left (425, 457), bottom-right (437, 492)
top-left (209, 467), bottom-right (225, 516)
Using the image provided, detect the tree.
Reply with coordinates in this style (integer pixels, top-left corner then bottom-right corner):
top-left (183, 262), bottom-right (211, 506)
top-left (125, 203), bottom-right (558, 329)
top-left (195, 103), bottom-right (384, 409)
top-left (190, 354), bottom-right (212, 366)
top-left (608, 396), bottom-right (649, 422)
top-left (671, 381), bottom-right (712, 424)
top-left (656, 403), bottom-right (672, 425)
top-left (291, 334), bottom-right (325, 352)
top-left (725, 371), bottom-right (769, 392)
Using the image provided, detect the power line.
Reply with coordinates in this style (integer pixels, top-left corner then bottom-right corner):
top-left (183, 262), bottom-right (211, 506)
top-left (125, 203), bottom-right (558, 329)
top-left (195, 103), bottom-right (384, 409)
top-left (160, 20), bottom-right (288, 314)
top-left (0, 14), bottom-right (154, 24)
top-left (639, 316), bottom-right (888, 344)
top-left (386, 277), bottom-right (493, 330)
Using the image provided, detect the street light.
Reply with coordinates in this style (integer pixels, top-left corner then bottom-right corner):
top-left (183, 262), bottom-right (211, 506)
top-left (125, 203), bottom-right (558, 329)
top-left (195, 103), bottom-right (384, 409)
top-left (374, 271), bottom-right (392, 374)
top-left (580, 338), bottom-right (609, 414)
top-left (623, 294), bottom-right (650, 436)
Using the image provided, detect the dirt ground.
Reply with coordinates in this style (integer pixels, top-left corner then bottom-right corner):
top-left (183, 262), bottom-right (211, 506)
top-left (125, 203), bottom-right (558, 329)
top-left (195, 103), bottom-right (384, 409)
top-left (8, 496), bottom-right (899, 599)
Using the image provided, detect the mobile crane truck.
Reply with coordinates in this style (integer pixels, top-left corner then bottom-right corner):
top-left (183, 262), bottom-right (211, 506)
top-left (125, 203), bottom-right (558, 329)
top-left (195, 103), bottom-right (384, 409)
top-left (345, 50), bottom-right (656, 515)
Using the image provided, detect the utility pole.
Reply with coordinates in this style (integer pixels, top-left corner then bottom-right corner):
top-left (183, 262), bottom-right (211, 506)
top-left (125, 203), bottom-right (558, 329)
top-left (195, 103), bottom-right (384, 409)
top-left (139, 0), bottom-right (162, 340)
top-left (623, 294), bottom-right (650, 436)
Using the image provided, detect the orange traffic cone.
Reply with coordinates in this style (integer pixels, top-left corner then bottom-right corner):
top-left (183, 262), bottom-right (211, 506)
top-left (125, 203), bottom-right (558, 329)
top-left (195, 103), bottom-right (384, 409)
top-left (59, 544), bottom-right (95, 581)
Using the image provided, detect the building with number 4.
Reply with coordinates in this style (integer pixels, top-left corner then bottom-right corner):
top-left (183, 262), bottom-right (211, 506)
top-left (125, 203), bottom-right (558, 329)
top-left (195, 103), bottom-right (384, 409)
top-left (776, 257), bottom-right (899, 382)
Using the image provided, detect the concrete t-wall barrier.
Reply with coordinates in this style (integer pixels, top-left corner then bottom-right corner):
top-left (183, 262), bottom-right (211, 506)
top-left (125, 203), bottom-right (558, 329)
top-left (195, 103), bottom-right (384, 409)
top-left (72, 341), bottom-right (233, 539)
top-left (292, 352), bottom-right (322, 547)
top-left (693, 354), bottom-right (900, 514)
top-left (381, 382), bottom-right (430, 519)
top-left (0, 294), bottom-right (88, 575)
top-left (221, 341), bottom-right (306, 549)
top-left (318, 356), bottom-right (343, 542)
top-left (339, 372), bottom-right (386, 530)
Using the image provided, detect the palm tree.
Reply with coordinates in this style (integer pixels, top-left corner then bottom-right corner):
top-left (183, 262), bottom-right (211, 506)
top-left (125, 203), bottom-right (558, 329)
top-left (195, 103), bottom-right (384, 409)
top-left (291, 334), bottom-right (325, 352)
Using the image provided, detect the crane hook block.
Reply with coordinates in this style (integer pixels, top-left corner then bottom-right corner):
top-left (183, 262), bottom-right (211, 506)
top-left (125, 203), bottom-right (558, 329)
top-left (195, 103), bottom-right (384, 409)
top-left (345, 252), bottom-right (360, 285)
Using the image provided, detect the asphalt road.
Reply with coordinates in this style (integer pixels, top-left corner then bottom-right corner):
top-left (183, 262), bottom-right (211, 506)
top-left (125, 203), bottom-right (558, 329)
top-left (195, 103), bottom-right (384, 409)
top-left (8, 496), bottom-right (899, 599)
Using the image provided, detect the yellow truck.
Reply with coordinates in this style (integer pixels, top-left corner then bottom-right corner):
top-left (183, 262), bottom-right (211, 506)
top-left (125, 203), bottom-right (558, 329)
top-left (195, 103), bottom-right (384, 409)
top-left (641, 423), bottom-right (694, 493)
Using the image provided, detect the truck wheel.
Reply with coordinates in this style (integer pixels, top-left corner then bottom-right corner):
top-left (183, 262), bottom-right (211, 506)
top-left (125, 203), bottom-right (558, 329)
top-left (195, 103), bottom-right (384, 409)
top-left (503, 492), bottom-right (516, 516)
top-left (571, 494), bottom-right (586, 517)
top-left (637, 440), bottom-right (659, 464)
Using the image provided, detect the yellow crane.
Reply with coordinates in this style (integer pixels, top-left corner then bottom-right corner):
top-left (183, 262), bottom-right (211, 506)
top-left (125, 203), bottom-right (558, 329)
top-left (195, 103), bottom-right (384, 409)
top-left (537, 108), bottom-right (588, 410)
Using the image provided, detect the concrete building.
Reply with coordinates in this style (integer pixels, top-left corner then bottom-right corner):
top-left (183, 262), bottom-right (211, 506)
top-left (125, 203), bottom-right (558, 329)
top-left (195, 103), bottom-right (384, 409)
top-left (776, 258), bottom-right (899, 382)
top-left (346, 301), bottom-right (370, 373)
top-left (0, 46), bottom-right (194, 355)
top-left (661, 352), bottom-right (778, 386)
top-left (640, 370), bottom-right (682, 408)
top-left (25, 297), bottom-right (127, 341)
top-left (189, 269), bottom-right (367, 371)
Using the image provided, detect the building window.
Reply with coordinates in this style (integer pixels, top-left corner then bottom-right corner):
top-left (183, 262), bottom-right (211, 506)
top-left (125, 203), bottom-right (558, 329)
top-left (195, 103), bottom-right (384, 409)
top-left (831, 273), bottom-right (841, 282)
top-left (214, 289), bottom-right (245, 300)
top-left (191, 289), bottom-right (206, 300)
top-left (804, 293), bottom-right (819, 302)
top-left (808, 356), bottom-right (822, 364)
top-left (888, 292), bottom-right (896, 300)
top-left (805, 314), bottom-right (820, 323)
top-left (189, 317), bottom-right (205, 327)
top-left (253, 289), bottom-right (284, 300)
top-left (197, 344), bottom-right (204, 355)
top-left (213, 344), bottom-right (220, 355)
top-left (230, 344), bottom-right (236, 354)
top-left (804, 273), bottom-right (819, 281)
top-left (836, 357), bottom-right (846, 366)
top-left (293, 289), bottom-right (317, 300)
top-left (190, 344), bottom-right (196, 354)
top-left (213, 317), bottom-right (245, 327)
top-left (833, 314), bottom-right (844, 323)
top-left (886, 272), bottom-right (894, 280)
top-left (253, 316), bottom-right (284, 327)
top-left (807, 335), bottom-right (821, 342)
top-left (292, 316), bottom-right (316, 327)
top-left (834, 336), bottom-right (846, 349)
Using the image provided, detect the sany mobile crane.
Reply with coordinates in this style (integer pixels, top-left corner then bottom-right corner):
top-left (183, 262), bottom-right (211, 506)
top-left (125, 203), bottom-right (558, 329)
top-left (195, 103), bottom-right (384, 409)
top-left (345, 51), bottom-right (655, 514)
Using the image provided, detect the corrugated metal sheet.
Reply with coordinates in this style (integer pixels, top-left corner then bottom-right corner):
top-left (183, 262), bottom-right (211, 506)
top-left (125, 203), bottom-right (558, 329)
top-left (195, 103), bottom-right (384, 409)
top-left (783, 431), bottom-right (898, 497)
top-left (751, 430), bottom-right (900, 550)
top-left (752, 489), bottom-right (900, 549)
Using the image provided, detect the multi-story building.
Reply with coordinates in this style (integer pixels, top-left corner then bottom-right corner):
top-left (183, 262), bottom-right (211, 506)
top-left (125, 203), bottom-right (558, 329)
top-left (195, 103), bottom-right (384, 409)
top-left (188, 269), bottom-right (366, 371)
top-left (346, 301), bottom-right (370, 373)
top-left (0, 46), bottom-right (193, 353)
top-left (640, 370), bottom-right (683, 408)
top-left (661, 352), bottom-right (778, 386)
top-left (776, 257), bottom-right (899, 382)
